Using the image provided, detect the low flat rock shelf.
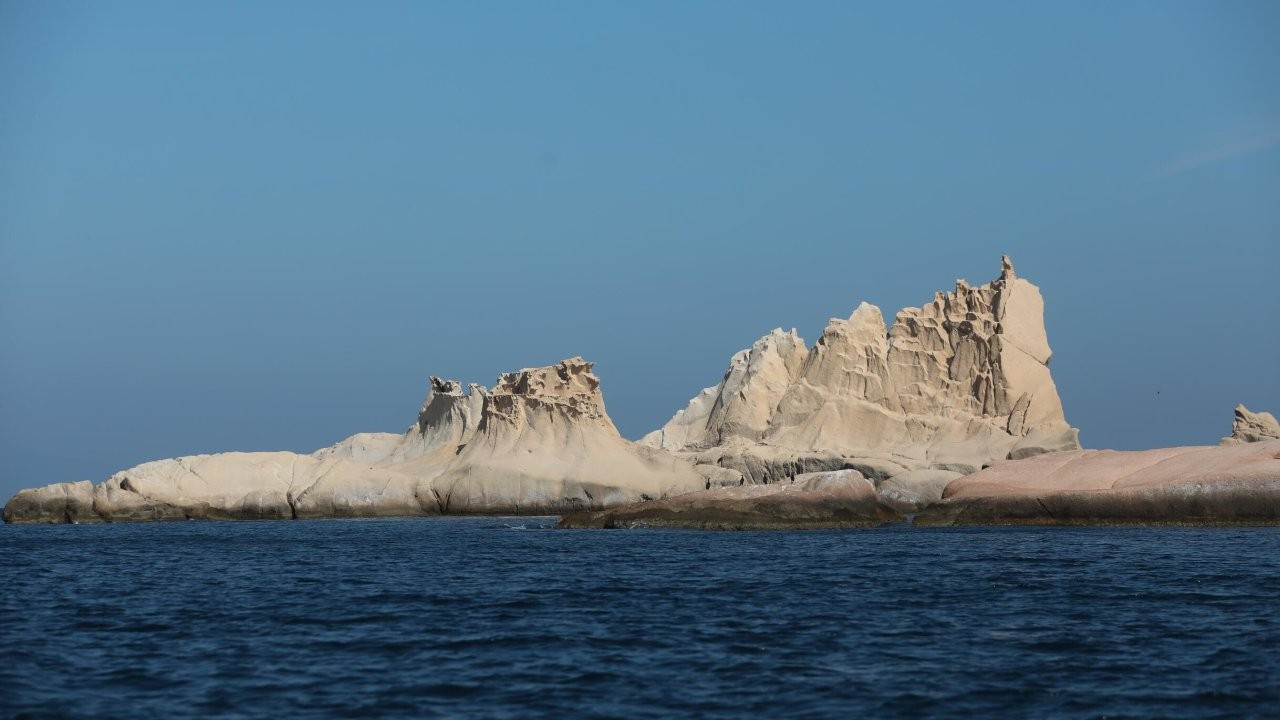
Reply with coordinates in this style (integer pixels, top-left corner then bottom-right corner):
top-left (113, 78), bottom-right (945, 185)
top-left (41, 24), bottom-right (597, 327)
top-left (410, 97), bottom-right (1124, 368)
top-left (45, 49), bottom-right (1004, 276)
top-left (5, 257), bottom-right (1280, 528)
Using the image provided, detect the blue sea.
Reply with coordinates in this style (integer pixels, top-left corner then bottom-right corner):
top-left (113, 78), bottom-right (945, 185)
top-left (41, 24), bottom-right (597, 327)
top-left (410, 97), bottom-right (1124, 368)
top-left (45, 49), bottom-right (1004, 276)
top-left (2, 519), bottom-right (1277, 719)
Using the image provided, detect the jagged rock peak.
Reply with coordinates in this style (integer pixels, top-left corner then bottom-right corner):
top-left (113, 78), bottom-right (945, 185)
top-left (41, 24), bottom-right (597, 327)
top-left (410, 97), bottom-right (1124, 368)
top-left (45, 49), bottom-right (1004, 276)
top-left (640, 328), bottom-right (807, 451)
top-left (430, 377), bottom-right (464, 396)
top-left (493, 357), bottom-right (601, 397)
top-left (1221, 404), bottom-right (1280, 445)
top-left (481, 357), bottom-right (614, 431)
top-left (415, 376), bottom-right (485, 437)
top-left (643, 256), bottom-right (1080, 475)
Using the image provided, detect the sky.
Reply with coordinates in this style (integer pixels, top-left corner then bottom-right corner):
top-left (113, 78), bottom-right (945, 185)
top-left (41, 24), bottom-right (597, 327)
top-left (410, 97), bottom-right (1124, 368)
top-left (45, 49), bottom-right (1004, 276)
top-left (1, 1), bottom-right (1278, 501)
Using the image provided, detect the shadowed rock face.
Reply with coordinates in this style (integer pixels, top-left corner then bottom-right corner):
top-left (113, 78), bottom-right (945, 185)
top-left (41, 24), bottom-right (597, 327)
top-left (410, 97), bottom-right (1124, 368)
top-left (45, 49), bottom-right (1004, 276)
top-left (3, 358), bottom-right (703, 524)
top-left (556, 470), bottom-right (903, 530)
top-left (641, 257), bottom-right (1080, 486)
top-left (915, 440), bottom-right (1280, 526)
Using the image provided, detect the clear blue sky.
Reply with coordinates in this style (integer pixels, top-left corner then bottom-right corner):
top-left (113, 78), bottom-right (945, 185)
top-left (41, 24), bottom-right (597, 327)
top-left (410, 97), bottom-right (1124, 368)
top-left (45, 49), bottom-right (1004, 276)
top-left (2, 1), bottom-right (1277, 500)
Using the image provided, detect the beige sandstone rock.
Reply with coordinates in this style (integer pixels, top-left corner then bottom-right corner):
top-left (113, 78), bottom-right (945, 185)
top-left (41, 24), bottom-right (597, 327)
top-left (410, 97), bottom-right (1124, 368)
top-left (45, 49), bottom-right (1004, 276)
top-left (916, 440), bottom-right (1280, 525)
top-left (642, 256), bottom-right (1080, 488)
top-left (4, 358), bottom-right (703, 523)
top-left (1220, 404), bottom-right (1280, 445)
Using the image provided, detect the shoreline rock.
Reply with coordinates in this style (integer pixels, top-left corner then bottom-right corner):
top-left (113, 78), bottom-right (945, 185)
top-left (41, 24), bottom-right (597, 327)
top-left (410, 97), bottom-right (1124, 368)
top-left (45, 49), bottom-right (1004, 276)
top-left (6, 256), bottom-right (1275, 530)
top-left (553, 406), bottom-right (1280, 531)
top-left (915, 440), bottom-right (1280, 526)
top-left (556, 470), bottom-right (903, 530)
top-left (4, 358), bottom-right (703, 524)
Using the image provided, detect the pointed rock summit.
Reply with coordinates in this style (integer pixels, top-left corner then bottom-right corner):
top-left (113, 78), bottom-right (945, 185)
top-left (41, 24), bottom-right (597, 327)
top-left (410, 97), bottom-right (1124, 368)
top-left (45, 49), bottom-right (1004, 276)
top-left (642, 256), bottom-right (1080, 489)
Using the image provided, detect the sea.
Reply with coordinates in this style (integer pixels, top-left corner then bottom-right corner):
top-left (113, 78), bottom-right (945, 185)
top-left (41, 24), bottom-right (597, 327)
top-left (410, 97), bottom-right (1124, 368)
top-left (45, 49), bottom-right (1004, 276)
top-left (1, 518), bottom-right (1277, 719)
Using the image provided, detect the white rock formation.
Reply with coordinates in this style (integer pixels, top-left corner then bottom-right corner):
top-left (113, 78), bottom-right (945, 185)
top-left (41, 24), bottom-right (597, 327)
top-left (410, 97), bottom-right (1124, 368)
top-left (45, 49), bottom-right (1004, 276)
top-left (421, 360), bottom-right (703, 513)
top-left (4, 358), bottom-right (704, 523)
top-left (642, 256), bottom-right (1080, 483)
top-left (1220, 405), bottom-right (1280, 445)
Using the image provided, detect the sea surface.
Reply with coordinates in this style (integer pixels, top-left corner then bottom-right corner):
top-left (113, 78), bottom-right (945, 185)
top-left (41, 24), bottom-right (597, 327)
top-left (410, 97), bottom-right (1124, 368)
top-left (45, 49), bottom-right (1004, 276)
top-left (1, 519), bottom-right (1278, 719)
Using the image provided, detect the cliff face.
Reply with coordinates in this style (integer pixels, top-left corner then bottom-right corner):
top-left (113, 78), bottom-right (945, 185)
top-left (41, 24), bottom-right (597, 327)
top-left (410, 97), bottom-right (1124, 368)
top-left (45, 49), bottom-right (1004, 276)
top-left (642, 257), bottom-right (1080, 484)
top-left (3, 358), bottom-right (702, 523)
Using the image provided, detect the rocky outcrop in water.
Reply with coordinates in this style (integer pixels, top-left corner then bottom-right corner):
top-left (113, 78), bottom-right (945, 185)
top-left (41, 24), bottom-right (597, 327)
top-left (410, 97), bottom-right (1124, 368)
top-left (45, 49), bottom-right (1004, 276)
top-left (1221, 405), bottom-right (1280, 445)
top-left (905, 406), bottom-right (1279, 526)
top-left (557, 470), bottom-right (902, 530)
top-left (915, 439), bottom-right (1280, 526)
top-left (9, 256), bottom-right (1273, 529)
top-left (3, 358), bottom-right (703, 523)
top-left (642, 256), bottom-right (1080, 488)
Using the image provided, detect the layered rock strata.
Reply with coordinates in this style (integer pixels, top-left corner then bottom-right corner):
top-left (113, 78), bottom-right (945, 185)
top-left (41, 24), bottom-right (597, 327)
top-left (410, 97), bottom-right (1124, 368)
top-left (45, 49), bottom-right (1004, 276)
top-left (642, 256), bottom-right (1080, 488)
top-left (4, 358), bottom-right (704, 523)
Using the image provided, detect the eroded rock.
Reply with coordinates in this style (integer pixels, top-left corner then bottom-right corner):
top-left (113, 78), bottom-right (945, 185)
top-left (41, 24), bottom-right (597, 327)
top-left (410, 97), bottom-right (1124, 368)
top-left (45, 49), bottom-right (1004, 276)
top-left (916, 440), bottom-right (1280, 526)
top-left (642, 257), bottom-right (1080, 482)
top-left (4, 358), bottom-right (703, 523)
top-left (1221, 405), bottom-right (1280, 445)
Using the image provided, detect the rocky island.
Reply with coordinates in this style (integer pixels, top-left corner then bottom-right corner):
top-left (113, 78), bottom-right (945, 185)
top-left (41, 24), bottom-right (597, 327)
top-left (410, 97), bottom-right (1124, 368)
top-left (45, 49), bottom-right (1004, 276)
top-left (5, 257), bottom-right (1277, 527)
top-left (3, 359), bottom-right (703, 523)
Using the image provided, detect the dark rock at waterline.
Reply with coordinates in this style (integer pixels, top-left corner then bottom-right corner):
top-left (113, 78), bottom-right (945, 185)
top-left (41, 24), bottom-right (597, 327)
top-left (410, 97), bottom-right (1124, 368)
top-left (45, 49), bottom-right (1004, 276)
top-left (556, 470), bottom-right (903, 530)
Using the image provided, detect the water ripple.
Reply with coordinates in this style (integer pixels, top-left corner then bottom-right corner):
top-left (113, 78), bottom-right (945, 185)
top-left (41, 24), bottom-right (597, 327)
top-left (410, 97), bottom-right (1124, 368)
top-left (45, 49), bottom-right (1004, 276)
top-left (1, 520), bottom-right (1278, 718)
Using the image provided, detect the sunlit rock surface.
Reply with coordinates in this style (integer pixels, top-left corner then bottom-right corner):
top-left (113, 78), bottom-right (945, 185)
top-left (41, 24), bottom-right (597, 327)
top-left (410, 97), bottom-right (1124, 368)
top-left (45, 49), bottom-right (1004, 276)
top-left (641, 256), bottom-right (1080, 490)
top-left (916, 440), bottom-right (1280, 526)
top-left (4, 359), bottom-right (703, 523)
top-left (9, 258), bottom-right (1274, 529)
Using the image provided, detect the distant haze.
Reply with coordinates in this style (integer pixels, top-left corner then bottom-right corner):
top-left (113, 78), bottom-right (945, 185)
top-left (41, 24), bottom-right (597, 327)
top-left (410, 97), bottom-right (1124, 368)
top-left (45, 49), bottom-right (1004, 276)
top-left (2, 1), bottom-right (1277, 501)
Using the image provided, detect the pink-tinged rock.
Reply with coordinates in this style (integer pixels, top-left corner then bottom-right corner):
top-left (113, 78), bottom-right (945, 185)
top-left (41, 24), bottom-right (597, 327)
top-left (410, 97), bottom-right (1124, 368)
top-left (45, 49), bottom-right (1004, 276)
top-left (917, 440), bottom-right (1280, 526)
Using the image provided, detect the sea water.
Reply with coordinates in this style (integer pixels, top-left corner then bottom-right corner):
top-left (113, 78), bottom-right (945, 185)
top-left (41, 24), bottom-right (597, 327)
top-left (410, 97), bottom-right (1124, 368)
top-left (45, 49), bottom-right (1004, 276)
top-left (2, 518), bottom-right (1277, 719)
